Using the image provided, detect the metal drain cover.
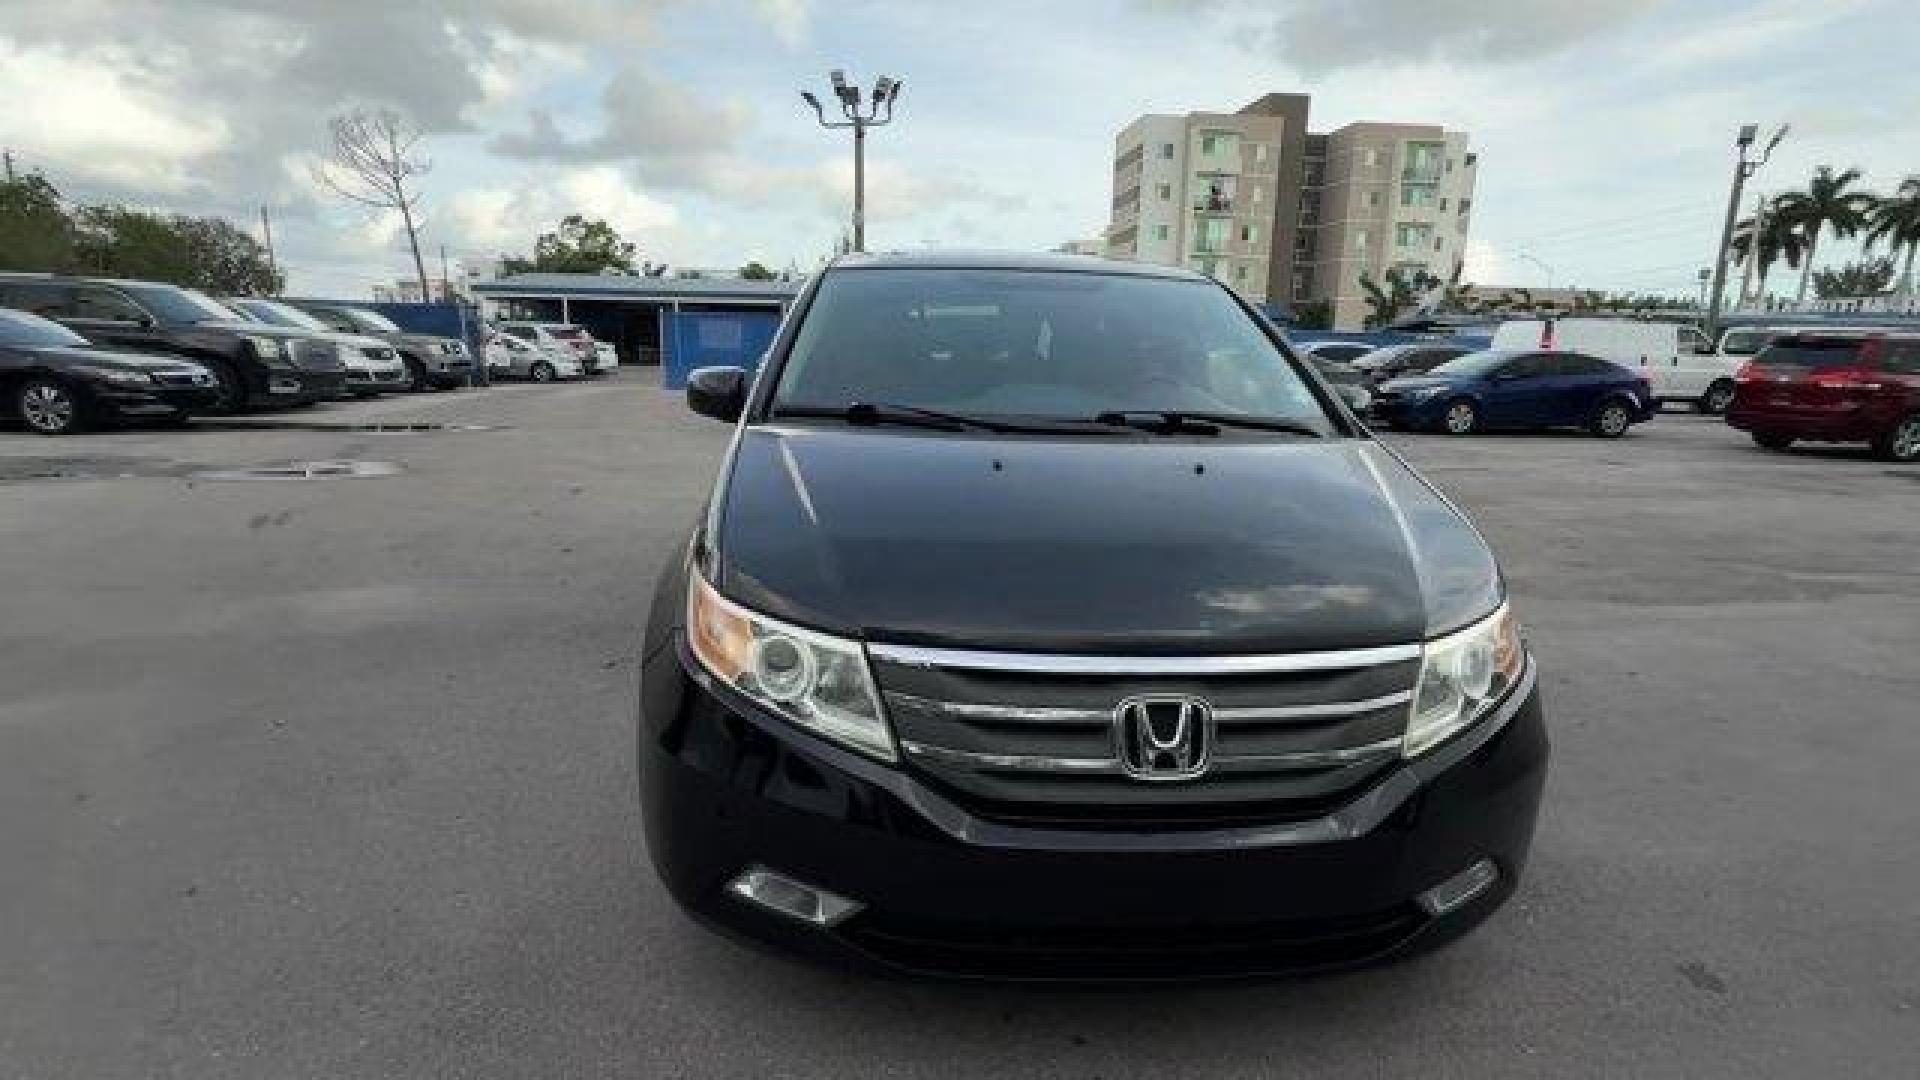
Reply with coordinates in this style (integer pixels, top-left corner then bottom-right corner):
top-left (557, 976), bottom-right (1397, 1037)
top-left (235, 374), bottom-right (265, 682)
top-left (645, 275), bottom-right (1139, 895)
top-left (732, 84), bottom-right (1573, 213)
top-left (192, 460), bottom-right (403, 481)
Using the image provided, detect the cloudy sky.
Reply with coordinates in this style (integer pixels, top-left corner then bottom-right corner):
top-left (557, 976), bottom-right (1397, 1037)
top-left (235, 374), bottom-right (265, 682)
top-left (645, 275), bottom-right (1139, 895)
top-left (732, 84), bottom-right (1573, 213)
top-left (1, 0), bottom-right (1912, 299)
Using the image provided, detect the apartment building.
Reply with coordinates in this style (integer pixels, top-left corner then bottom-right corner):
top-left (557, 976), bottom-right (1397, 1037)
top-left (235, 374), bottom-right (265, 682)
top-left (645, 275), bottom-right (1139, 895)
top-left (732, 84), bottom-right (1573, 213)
top-left (1106, 94), bottom-right (1475, 329)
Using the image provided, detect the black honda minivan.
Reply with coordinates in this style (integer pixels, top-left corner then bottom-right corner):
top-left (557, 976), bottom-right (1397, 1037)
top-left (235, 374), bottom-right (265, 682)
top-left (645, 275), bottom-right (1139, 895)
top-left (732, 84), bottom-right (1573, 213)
top-left (640, 251), bottom-right (1547, 979)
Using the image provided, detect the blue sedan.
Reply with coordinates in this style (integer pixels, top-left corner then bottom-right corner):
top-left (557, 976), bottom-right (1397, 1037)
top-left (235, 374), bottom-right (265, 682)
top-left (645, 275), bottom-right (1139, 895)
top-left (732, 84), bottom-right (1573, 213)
top-left (1371, 349), bottom-right (1654, 437)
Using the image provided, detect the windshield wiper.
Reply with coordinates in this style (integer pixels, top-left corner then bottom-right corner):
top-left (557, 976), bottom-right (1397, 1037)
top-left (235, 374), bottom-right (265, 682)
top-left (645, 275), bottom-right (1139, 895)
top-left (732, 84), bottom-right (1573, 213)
top-left (1093, 410), bottom-right (1325, 438)
top-left (778, 402), bottom-right (1130, 436)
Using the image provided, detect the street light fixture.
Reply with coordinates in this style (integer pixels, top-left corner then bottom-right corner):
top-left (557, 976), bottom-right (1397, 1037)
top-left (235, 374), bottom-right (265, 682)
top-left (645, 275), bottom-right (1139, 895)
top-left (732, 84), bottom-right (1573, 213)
top-left (1705, 122), bottom-right (1788, 340)
top-left (801, 69), bottom-right (904, 254)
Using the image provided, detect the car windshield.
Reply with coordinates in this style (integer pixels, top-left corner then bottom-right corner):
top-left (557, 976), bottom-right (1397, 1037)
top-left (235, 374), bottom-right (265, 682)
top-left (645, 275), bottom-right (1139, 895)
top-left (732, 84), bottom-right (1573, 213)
top-left (231, 299), bottom-right (329, 332)
top-left (1428, 350), bottom-right (1512, 377)
top-left (121, 284), bottom-right (240, 324)
top-left (542, 325), bottom-right (589, 339)
top-left (338, 309), bottom-right (399, 333)
top-left (0, 309), bottom-right (90, 347)
top-left (772, 268), bottom-right (1333, 429)
top-left (1721, 330), bottom-right (1777, 355)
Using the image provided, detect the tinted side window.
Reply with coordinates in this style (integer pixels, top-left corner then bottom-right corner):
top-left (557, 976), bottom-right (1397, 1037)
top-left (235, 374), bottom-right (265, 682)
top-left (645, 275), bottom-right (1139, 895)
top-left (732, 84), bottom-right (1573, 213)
top-left (1877, 342), bottom-right (1920, 374)
top-left (72, 287), bottom-right (147, 323)
top-left (308, 307), bottom-right (356, 333)
top-left (0, 280), bottom-right (70, 318)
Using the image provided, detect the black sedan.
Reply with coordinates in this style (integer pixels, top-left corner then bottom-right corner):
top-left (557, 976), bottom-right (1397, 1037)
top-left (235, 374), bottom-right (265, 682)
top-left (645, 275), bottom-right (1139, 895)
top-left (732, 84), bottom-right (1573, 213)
top-left (0, 309), bottom-right (219, 435)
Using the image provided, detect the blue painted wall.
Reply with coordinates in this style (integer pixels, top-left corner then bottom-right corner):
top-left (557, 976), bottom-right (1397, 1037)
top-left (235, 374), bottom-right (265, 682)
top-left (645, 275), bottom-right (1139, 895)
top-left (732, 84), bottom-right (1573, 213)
top-left (661, 308), bottom-right (784, 389)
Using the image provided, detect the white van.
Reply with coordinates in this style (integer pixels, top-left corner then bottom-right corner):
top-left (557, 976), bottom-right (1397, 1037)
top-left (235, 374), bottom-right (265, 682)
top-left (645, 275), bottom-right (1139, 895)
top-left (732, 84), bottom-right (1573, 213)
top-left (1491, 318), bottom-right (1734, 413)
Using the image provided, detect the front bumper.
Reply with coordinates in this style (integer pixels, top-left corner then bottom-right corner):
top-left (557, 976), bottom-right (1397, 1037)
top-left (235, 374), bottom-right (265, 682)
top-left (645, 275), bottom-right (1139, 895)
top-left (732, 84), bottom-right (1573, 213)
top-left (85, 380), bottom-right (221, 417)
top-left (639, 638), bottom-right (1548, 981)
top-left (345, 366), bottom-right (407, 393)
top-left (1370, 393), bottom-right (1448, 429)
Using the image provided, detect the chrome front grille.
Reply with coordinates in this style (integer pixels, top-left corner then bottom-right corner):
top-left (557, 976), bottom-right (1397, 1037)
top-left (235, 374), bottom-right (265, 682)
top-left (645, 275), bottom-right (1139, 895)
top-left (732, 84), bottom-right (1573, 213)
top-left (292, 339), bottom-right (344, 372)
top-left (869, 643), bottom-right (1420, 825)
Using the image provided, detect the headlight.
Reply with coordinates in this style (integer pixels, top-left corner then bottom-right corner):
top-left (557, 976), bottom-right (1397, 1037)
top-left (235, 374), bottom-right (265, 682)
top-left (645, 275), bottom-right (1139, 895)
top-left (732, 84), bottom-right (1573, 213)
top-left (245, 335), bottom-right (291, 367)
top-left (1404, 604), bottom-right (1525, 758)
top-left (687, 570), bottom-right (896, 762)
top-left (1408, 385), bottom-right (1448, 399)
top-left (73, 365), bottom-right (155, 386)
top-left (439, 340), bottom-right (464, 354)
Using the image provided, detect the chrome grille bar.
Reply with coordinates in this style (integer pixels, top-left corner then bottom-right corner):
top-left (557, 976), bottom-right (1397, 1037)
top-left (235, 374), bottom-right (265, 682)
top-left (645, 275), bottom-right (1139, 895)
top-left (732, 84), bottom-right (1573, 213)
top-left (899, 738), bottom-right (1401, 775)
top-left (868, 641), bottom-right (1421, 675)
top-left (885, 689), bottom-right (1413, 725)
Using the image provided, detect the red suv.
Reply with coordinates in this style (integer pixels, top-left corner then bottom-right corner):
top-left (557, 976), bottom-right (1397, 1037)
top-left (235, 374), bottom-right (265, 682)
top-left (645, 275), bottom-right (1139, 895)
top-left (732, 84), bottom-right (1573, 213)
top-left (1725, 331), bottom-right (1920, 462)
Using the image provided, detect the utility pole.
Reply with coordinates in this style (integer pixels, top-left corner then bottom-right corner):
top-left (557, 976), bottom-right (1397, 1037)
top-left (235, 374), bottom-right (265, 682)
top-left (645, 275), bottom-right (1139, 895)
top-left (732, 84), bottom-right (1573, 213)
top-left (259, 206), bottom-right (278, 290)
top-left (439, 243), bottom-right (450, 302)
top-left (1705, 123), bottom-right (1787, 342)
top-left (1735, 190), bottom-right (1766, 310)
top-left (801, 70), bottom-right (903, 253)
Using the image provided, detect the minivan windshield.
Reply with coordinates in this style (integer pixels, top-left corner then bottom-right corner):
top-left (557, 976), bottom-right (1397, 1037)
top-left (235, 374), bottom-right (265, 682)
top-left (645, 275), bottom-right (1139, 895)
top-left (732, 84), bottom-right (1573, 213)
top-left (771, 268), bottom-right (1333, 428)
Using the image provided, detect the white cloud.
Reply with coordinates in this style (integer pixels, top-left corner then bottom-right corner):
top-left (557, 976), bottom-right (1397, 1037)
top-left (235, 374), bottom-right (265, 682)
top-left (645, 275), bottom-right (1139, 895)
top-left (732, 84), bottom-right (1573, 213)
top-left (0, 41), bottom-right (226, 193)
top-left (748, 0), bottom-right (812, 48)
top-left (446, 166), bottom-right (680, 256)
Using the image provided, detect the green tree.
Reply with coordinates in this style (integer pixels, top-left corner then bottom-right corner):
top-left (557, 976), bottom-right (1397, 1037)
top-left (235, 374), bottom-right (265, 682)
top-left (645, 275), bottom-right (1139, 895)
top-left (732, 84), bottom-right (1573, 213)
top-left (1771, 166), bottom-right (1875, 305)
top-left (71, 205), bottom-right (280, 294)
top-left (1864, 175), bottom-right (1920, 294)
top-left (738, 260), bottom-right (776, 280)
top-left (1289, 300), bottom-right (1332, 330)
top-left (1812, 257), bottom-right (1894, 299)
top-left (0, 174), bottom-right (78, 272)
top-left (503, 214), bottom-right (639, 275)
top-left (1357, 267), bottom-right (1441, 328)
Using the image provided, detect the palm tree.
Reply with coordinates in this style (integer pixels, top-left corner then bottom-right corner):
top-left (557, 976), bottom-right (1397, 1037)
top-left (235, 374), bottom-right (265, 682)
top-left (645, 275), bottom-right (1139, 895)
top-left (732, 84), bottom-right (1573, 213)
top-left (1865, 175), bottom-right (1920, 295)
top-left (1771, 166), bottom-right (1875, 304)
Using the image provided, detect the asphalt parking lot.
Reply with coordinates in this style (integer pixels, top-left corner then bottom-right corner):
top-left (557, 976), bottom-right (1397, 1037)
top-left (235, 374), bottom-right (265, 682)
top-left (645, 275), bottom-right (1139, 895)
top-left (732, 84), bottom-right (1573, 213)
top-left (3, 375), bottom-right (1916, 1078)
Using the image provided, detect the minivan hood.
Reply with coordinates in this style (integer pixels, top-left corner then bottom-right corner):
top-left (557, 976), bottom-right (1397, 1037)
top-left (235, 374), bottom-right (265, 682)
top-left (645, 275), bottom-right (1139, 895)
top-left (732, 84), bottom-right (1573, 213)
top-left (713, 426), bottom-right (1502, 654)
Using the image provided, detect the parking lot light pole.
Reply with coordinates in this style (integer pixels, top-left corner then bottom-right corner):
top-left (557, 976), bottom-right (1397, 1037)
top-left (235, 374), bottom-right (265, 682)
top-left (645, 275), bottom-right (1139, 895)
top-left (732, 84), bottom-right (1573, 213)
top-left (1705, 123), bottom-right (1787, 341)
top-left (801, 71), bottom-right (903, 253)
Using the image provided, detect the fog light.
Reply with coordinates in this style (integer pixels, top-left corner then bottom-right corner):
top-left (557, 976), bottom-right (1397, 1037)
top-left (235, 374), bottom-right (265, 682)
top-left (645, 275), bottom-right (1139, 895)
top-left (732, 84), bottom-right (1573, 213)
top-left (1417, 858), bottom-right (1499, 917)
top-left (727, 867), bottom-right (862, 926)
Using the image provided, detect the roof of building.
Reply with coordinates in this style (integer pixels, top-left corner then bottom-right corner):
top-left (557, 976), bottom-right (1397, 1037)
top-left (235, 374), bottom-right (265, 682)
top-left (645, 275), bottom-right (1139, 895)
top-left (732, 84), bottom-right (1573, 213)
top-left (471, 273), bottom-right (801, 302)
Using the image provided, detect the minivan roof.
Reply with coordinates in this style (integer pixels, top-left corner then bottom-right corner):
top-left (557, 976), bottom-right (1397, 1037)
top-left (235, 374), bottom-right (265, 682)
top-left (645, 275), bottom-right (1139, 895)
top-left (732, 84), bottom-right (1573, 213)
top-left (829, 249), bottom-right (1199, 280)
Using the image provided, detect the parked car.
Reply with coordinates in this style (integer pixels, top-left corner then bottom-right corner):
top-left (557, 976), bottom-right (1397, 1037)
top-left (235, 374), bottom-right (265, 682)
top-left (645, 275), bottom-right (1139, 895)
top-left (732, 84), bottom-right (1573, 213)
top-left (1724, 331), bottom-right (1920, 461)
top-left (0, 274), bottom-right (344, 413)
top-left (0, 308), bottom-right (219, 434)
top-left (642, 251), bottom-right (1546, 979)
top-left (593, 338), bottom-right (618, 369)
top-left (280, 299), bottom-right (471, 391)
top-left (1491, 318), bottom-right (1732, 414)
top-left (223, 297), bottom-right (406, 397)
top-left (1307, 354), bottom-right (1373, 412)
top-left (1373, 348), bottom-right (1654, 437)
top-left (485, 330), bottom-right (582, 381)
top-left (498, 322), bottom-right (599, 376)
top-left (1352, 343), bottom-right (1471, 385)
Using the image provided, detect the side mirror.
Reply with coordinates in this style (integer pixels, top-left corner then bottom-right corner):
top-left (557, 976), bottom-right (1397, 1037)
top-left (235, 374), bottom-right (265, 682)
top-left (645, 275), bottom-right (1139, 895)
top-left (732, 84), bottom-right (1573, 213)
top-left (686, 365), bottom-right (747, 422)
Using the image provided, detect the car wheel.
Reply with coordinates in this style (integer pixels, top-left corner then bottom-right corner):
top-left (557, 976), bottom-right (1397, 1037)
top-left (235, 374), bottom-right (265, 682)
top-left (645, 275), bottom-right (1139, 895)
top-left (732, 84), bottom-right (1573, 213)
top-left (1441, 399), bottom-right (1478, 436)
top-left (18, 377), bottom-right (86, 435)
top-left (206, 361), bottom-right (248, 414)
top-left (530, 361), bottom-right (555, 383)
top-left (1871, 414), bottom-right (1920, 462)
top-left (1752, 431), bottom-right (1794, 451)
top-left (403, 357), bottom-right (431, 392)
top-left (1699, 380), bottom-right (1736, 414)
top-left (1590, 399), bottom-right (1633, 438)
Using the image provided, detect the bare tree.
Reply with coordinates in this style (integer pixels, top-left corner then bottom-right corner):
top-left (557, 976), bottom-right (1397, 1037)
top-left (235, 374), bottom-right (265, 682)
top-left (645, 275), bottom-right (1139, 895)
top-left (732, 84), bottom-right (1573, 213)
top-left (313, 109), bottom-right (431, 300)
